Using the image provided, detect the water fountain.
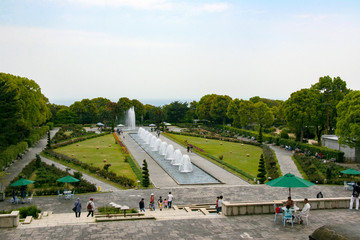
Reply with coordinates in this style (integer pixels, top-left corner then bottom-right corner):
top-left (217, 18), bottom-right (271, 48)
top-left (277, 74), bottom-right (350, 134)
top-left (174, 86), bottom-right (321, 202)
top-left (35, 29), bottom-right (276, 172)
top-left (172, 149), bottom-right (183, 165)
top-left (124, 106), bottom-right (136, 130)
top-left (159, 142), bottom-right (168, 155)
top-left (165, 144), bottom-right (175, 161)
top-left (129, 129), bottom-right (219, 184)
top-left (150, 136), bottom-right (157, 148)
top-left (153, 139), bottom-right (162, 151)
top-left (179, 155), bottom-right (193, 173)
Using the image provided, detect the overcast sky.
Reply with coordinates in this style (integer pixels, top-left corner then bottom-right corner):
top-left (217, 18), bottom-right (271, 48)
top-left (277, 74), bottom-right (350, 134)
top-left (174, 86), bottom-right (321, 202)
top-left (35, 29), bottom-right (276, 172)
top-left (1, 0), bottom-right (359, 106)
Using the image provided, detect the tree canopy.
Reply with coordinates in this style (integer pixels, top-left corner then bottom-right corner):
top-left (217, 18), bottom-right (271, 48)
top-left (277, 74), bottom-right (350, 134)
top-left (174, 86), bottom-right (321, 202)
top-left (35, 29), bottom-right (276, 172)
top-left (336, 90), bottom-right (360, 147)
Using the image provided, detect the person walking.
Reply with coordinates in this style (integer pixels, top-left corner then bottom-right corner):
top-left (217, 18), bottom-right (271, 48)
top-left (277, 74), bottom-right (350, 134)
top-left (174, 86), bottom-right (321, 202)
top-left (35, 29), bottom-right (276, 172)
top-left (150, 193), bottom-right (155, 211)
top-left (74, 198), bottom-right (82, 218)
top-left (139, 198), bottom-right (145, 212)
top-left (164, 198), bottom-right (168, 209)
top-left (158, 196), bottom-right (163, 211)
top-left (217, 196), bottom-right (223, 214)
top-left (86, 198), bottom-right (95, 217)
top-left (167, 192), bottom-right (174, 208)
top-left (349, 182), bottom-right (360, 210)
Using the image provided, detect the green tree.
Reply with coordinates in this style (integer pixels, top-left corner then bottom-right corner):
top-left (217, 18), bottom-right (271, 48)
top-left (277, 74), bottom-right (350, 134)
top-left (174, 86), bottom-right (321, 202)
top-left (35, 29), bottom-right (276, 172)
top-left (117, 97), bottom-right (132, 119)
top-left (185, 101), bottom-right (198, 122)
top-left (196, 94), bottom-right (217, 122)
top-left (226, 98), bottom-right (242, 127)
top-left (149, 107), bottom-right (165, 128)
top-left (284, 89), bottom-right (320, 141)
top-left (311, 76), bottom-right (350, 141)
top-left (132, 99), bottom-right (145, 123)
top-left (238, 100), bottom-right (255, 128)
top-left (257, 154), bottom-right (267, 184)
top-left (254, 101), bottom-right (274, 143)
top-left (210, 95), bottom-right (232, 124)
top-left (335, 90), bottom-right (360, 147)
top-left (164, 101), bottom-right (189, 123)
top-left (141, 159), bottom-right (150, 187)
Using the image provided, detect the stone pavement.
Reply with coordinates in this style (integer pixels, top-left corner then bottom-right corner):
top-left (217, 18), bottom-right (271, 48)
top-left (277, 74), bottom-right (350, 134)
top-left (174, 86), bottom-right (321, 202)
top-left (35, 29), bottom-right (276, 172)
top-left (1, 208), bottom-right (360, 239)
top-left (268, 145), bottom-right (302, 177)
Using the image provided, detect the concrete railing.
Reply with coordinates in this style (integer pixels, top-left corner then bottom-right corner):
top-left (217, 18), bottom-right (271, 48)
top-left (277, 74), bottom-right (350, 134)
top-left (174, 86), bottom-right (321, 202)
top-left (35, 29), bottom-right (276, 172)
top-left (222, 197), bottom-right (350, 216)
top-left (0, 211), bottom-right (20, 228)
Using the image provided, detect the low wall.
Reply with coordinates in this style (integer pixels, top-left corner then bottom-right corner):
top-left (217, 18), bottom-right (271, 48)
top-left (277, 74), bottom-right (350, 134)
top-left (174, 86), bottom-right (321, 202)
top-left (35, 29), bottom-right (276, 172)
top-left (0, 211), bottom-right (20, 228)
top-left (222, 197), bottom-right (350, 216)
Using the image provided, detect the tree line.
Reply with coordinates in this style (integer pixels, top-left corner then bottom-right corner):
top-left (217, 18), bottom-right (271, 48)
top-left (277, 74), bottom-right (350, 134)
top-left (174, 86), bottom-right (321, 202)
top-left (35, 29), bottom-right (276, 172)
top-left (1, 72), bottom-right (359, 149)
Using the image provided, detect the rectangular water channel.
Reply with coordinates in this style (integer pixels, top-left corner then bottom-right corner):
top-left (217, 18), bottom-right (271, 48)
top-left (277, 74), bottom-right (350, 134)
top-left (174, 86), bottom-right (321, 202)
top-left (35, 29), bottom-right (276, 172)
top-left (130, 133), bottom-right (220, 185)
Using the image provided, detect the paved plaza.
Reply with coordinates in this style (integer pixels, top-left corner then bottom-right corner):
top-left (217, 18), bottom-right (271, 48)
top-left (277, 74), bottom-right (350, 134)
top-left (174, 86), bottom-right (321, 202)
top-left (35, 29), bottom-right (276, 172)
top-left (0, 128), bottom-right (358, 239)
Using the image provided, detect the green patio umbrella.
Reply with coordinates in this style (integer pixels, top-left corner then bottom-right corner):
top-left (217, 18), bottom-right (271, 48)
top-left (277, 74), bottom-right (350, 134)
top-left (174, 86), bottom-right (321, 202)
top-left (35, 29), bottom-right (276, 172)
top-left (266, 173), bottom-right (315, 197)
top-left (56, 175), bottom-right (80, 183)
top-left (10, 178), bottom-right (35, 187)
top-left (340, 168), bottom-right (360, 175)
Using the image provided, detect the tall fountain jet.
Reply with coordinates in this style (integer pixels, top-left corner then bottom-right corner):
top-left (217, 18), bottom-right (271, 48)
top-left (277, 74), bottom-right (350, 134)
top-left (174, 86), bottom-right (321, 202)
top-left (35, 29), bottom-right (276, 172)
top-left (125, 106), bottom-right (136, 130)
top-left (159, 142), bottom-right (168, 155)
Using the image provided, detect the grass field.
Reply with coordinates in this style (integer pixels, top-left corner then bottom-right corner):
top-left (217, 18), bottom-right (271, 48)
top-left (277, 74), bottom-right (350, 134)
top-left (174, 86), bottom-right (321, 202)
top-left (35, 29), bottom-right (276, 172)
top-left (165, 133), bottom-right (263, 177)
top-left (53, 134), bottom-right (138, 181)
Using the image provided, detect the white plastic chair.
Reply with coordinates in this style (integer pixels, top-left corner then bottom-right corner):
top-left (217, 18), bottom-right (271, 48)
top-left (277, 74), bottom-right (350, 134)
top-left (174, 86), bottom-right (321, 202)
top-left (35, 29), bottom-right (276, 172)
top-left (57, 190), bottom-right (63, 199)
top-left (283, 209), bottom-right (294, 227)
top-left (70, 190), bottom-right (75, 199)
top-left (344, 181), bottom-right (350, 190)
top-left (273, 204), bottom-right (283, 222)
top-left (27, 194), bottom-right (33, 203)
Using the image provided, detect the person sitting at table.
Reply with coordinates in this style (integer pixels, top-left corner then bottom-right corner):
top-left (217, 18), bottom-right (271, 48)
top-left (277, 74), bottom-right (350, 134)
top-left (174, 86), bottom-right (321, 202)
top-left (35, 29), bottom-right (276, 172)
top-left (283, 205), bottom-right (293, 221)
top-left (295, 198), bottom-right (311, 224)
top-left (285, 196), bottom-right (294, 208)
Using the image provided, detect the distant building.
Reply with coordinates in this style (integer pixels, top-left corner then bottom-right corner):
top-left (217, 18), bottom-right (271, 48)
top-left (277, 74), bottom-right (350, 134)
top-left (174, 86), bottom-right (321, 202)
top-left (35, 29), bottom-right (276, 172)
top-left (321, 135), bottom-right (360, 162)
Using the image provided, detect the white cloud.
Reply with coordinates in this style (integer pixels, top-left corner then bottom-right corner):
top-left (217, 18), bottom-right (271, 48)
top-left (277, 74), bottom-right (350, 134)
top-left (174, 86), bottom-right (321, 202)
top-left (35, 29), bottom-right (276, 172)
top-left (63, 0), bottom-right (172, 10)
top-left (199, 3), bottom-right (229, 13)
top-left (0, 25), bottom-right (186, 48)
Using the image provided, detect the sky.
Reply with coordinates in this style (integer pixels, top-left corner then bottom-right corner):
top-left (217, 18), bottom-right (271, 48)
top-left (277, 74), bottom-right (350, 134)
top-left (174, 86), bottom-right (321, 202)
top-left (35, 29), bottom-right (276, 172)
top-left (0, 0), bottom-right (359, 106)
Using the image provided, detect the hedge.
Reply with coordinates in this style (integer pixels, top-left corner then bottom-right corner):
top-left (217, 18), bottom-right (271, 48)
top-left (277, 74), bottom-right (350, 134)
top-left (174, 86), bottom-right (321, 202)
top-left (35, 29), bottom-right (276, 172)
top-left (24, 125), bottom-right (50, 147)
top-left (0, 141), bottom-right (28, 170)
top-left (262, 145), bottom-right (281, 180)
top-left (125, 155), bottom-right (143, 182)
top-left (51, 132), bottom-right (109, 149)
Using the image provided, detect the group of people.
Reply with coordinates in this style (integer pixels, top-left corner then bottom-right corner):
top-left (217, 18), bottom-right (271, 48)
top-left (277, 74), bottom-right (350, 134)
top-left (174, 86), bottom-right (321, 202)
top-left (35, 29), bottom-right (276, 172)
top-left (141, 192), bottom-right (174, 212)
top-left (281, 197), bottom-right (311, 224)
top-left (72, 197), bottom-right (95, 218)
top-left (216, 195), bottom-right (223, 214)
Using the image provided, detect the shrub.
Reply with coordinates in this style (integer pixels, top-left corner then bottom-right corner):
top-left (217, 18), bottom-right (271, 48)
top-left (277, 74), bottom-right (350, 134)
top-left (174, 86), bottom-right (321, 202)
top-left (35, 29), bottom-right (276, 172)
top-left (0, 141), bottom-right (28, 170)
top-left (17, 206), bottom-right (42, 219)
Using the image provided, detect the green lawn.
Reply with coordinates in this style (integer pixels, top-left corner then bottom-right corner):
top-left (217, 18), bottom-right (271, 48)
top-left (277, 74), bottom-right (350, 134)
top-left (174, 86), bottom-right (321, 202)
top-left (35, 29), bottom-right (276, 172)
top-left (53, 134), bottom-right (137, 181)
top-left (165, 133), bottom-right (263, 177)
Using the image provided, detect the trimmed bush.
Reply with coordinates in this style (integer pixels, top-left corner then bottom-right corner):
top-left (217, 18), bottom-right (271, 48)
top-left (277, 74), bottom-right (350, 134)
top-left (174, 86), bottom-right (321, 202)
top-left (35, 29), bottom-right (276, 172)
top-left (0, 141), bottom-right (28, 170)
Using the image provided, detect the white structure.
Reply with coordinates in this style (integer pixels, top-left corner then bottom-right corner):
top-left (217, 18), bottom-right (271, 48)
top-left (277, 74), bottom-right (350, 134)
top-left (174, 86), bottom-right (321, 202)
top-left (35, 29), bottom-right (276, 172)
top-left (321, 135), bottom-right (360, 162)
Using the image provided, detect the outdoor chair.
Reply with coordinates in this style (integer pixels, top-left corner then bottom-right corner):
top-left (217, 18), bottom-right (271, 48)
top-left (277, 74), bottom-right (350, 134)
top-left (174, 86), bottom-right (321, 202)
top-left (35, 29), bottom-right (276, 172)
top-left (295, 208), bottom-right (310, 225)
top-left (283, 214), bottom-right (294, 227)
top-left (283, 209), bottom-right (294, 227)
top-left (14, 196), bottom-right (20, 204)
top-left (344, 181), bottom-right (350, 190)
top-left (273, 204), bottom-right (283, 222)
top-left (70, 190), bottom-right (75, 199)
top-left (27, 194), bottom-right (33, 203)
top-left (57, 190), bottom-right (63, 199)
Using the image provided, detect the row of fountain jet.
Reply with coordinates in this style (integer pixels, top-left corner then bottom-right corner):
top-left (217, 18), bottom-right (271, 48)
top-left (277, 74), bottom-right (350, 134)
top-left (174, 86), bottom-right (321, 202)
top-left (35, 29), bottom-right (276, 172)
top-left (137, 127), bottom-right (193, 173)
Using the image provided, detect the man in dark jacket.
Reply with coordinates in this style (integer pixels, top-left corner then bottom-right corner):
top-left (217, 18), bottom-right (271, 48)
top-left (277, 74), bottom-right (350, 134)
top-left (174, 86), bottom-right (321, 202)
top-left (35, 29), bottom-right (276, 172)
top-left (349, 182), bottom-right (360, 210)
top-left (139, 198), bottom-right (145, 212)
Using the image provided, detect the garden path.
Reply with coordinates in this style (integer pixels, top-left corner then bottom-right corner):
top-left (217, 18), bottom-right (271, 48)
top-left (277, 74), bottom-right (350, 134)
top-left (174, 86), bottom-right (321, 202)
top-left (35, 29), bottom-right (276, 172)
top-left (268, 145), bottom-right (302, 178)
top-left (40, 156), bottom-right (119, 192)
top-left (1, 128), bottom-right (59, 189)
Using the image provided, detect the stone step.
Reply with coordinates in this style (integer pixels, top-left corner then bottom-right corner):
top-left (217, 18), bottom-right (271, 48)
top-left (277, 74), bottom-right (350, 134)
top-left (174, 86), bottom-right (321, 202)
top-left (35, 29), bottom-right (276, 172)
top-left (23, 216), bottom-right (32, 224)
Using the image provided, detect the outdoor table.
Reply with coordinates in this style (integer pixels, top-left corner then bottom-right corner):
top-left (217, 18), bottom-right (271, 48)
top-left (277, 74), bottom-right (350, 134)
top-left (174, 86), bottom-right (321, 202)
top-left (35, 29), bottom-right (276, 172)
top-left (64, 191), bottom-right (72, 199)
top-left (282, 206), bottom-right (299, 212)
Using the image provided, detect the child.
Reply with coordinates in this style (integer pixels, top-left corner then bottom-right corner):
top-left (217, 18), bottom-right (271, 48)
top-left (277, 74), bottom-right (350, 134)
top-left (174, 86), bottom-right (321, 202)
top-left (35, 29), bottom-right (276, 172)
top-left (158, 196), bottom-right (163, 211)
top-left (164, 198), bottom-right (168, 209)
